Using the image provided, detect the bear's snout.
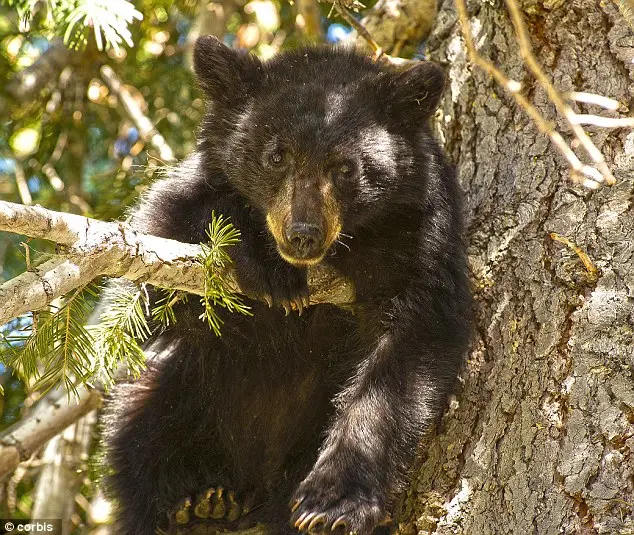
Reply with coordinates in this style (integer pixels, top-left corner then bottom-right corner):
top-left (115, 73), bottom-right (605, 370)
top-left (284, 222), bottom-right (325, 259)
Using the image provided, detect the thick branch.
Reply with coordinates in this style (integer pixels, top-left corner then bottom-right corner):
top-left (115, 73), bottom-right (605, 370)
top-left (31, 411), bottom-right (97, 527)
top-left (0, 200), bottom-right (354, 326)
top-left (0, 197), bottom-right (353, 484)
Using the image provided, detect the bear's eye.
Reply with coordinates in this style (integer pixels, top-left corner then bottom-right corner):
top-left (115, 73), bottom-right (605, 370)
top-left (269, 150), bottom-right (286, 166)
top-left (338, 162), bottom-right (355, 176)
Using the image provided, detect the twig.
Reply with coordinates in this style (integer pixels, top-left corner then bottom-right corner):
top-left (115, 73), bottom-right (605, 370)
top-left (41, 132), bottom-right (67, 192)
top-left (100, 65), bottom-right (176, 163)
top-left (333, 0), bottom-right (383, 57)
top-left (0, 200), bottom-right (355, 326)
top-left (566, 92), bottom-right (620, 111)
top-left (455, 0), bottom-right (628, 189)
top-left (504, 0), bottom-right (616, 186)
top-left (351, 0), bottom-right (437, 59)
top-left (14, 161), bottom-right (32, 205)
top-left (549, 232), bottom-right (598, 280)
top-left (570, 115), bottom-right (634, 128)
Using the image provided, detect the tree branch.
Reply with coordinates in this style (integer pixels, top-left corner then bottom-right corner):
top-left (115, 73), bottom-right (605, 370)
top-left (0, 200), bottom-right (355, 326)
top-left (0, 386), bottom-right (102, 480)
top-left (503, 0), bottom-right (616, 186)
top-left (455, 0), bottom-right (631, 189)
top-left (100, 65), bottom-right (176, 163)
top-left (0, 197), bottom-right (353, 485)
top-left (354, 0), bottom-right (438, 56)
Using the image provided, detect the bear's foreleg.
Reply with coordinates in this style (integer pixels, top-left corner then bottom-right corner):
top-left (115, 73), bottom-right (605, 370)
top-left (290, 290), bottom-right (469, 535)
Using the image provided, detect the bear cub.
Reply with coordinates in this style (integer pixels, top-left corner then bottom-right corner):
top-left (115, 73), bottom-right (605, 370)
top-left (104, 36), bottom-right (472, 535)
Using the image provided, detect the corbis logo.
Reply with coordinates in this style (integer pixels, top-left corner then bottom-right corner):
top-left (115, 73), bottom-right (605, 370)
top-left (0, 520), bottom-right (61, 534)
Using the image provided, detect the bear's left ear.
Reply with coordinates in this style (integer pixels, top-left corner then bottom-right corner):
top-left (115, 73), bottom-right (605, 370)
top-left (193, 36), bottom-right (263, 105)
top-left (382, 62), bottom-right (446, 122)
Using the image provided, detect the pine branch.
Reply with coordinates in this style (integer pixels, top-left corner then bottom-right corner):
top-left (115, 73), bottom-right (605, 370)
top-left (0, 198), bottom-right (354, 482)
top-left (0, 200), bottom-right (356, 327)
top-left (6, 285), bottom-right (98, 395)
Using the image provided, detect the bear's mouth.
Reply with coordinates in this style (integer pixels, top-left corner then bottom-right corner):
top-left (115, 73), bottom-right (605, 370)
top-left (275, 244), bottom-right (328, 267)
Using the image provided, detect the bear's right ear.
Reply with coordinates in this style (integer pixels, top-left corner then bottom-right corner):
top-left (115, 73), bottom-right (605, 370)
top-left (379, 61), bottom-right (446, 125)
top-left (193, 36), bottom-right (263, 104)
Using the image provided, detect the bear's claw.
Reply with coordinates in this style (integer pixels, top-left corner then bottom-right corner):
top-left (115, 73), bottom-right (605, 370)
top-left (290, 480), bottom-right (384, 535)
top-left (174, 497), bottom-right (192, 525)
top-left (169, 487), bottom-right (246, 533)
top-left (331, 516), bottom-right (348, 531)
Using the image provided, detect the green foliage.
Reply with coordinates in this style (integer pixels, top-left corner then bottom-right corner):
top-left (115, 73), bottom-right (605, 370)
top-left (151, 289), bottom-right (187, 327)
top-left (4, 0), bottom-right (142, 51)
top-left (1, 285), bottom-right (98, 397)
top-left (0, 212), bottom-right (248, 395)
top-left (87, 284), bottom-right (150, 390)
top-left (198, 212), bottom-right (251, 335)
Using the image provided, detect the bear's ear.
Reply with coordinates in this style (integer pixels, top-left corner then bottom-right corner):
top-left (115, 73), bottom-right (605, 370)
top-left (193, 36), bottom-right (263, 104)
top-left (382, 62), bottom-right (446, 122)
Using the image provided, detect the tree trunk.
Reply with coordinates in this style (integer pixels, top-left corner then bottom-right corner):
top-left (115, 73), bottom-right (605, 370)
top-left (32, 412), bottom-right (96, 534)
top-left (399, 1), bottom-right (634, 534)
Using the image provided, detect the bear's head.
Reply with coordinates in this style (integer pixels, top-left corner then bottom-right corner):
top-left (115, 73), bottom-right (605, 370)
top-left (194, 36), bottom-right (445, 267)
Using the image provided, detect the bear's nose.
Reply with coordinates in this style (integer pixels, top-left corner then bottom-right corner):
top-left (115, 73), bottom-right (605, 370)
top-left (285, 222), bottom-right (324, 257)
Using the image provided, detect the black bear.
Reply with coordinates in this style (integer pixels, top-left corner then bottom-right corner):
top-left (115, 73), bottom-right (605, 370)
top-left (104, 36), bottom-right (472, 535)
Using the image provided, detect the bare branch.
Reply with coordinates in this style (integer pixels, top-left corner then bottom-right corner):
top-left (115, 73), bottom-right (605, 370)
top-left (14, 161), bottom-right (32, 206)
top-left (0, 387), bottom-right (102, 480)
top-left (100, 65), bottom-right (176, 163)
top-left (570, 115), bottom-right (634, 128)
top-left (354, 0), bottom-right (438, 57)
top-left (0, 200), bottom-right (354, 326)
top-left (335, 0), bottom-right (383, 57)
top-left (566, 92), bottom-right (621, 111)
top-left (1, 257), bottom-right (105, 325)
top-left (549, 232), bottom-right (598, 281)
top-left (504, 0), bottom-right (616, 186)
top-left (31, 411), bottom-right (97, 527)
top-left (455, 0), bottom-right (630, 189)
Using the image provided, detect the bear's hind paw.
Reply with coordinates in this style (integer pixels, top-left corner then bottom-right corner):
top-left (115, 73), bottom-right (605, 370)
top-left (169, 487), bottom-right (247, 534)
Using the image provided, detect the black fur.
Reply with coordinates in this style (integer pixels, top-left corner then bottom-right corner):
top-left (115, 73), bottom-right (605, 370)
top-left (104, 37), bottom-right (472, 535)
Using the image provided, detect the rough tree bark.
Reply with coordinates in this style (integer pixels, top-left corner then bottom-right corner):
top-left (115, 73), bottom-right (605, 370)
top-left (397, 1), bottom-right (634, 534)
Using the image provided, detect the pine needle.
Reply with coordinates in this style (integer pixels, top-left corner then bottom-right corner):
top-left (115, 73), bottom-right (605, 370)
top-left (198, 212), bottom-right (251, 336)
top-left (151, 290), bottom-right (188, 327)
top-left (0, 212), bottom-right (249, 394)
top-left (1, 285), bottom-right (98, 399)
top-left (87, 284), bottom-right (151, 390)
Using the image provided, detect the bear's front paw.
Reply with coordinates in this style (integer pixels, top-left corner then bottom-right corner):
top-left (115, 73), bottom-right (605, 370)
top-left (235, 260), bottom-right (309, 315)
top-left (290, 468), bottom-right (385, 535)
